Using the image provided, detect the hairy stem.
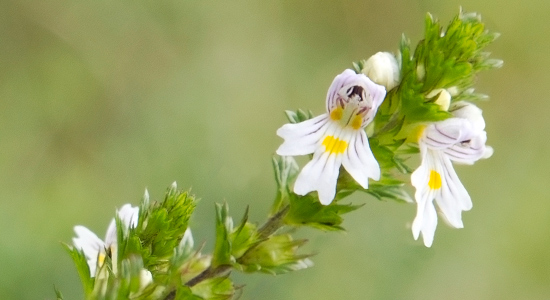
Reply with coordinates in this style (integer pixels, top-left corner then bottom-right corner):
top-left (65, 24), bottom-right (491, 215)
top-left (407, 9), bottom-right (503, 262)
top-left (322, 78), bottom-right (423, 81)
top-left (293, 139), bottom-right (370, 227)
top-left (174, 204), bottom-right (290, 295)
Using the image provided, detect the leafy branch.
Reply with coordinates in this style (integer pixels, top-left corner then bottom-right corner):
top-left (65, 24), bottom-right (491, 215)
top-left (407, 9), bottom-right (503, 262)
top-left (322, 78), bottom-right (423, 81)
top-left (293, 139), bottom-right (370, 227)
top-left (60, 9), bottom-right (501, 300)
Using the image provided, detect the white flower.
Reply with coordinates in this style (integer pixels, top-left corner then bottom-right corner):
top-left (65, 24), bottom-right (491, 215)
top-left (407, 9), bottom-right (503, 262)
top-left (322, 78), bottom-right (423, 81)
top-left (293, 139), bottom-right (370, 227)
top-left (72, 204), bottom-right (139, 276)
top-left (411, 102), bottom-right (492, 247)
top-left (276, 69), bottom-right (386, 205)
top-left (361, 52), bottom-right (400, 91)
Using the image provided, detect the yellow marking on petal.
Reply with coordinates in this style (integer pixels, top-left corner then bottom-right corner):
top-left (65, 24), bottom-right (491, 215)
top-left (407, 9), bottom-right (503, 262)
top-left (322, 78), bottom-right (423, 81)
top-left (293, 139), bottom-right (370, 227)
top-left (330, 107), bottom-right (343, 121)
top-left (406, 125), bottom-right (427, 143)
top-left (322, 135), bottom-right (348, 154)
top-left (98, 252), bottom-right (106, 266)
top-left (351, 115), bottom-right (363, 130)
top-left (428, 170), bottom-right (442, 190)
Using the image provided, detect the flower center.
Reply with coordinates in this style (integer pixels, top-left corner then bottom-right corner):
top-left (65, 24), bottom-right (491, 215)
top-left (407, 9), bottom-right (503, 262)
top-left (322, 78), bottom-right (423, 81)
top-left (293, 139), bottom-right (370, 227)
top-left (329, 104), bottom-right (364, 130)
top-left (428, 170), bottom-right (442, 190)
top-left (322, 135), bottom-right (348, 154)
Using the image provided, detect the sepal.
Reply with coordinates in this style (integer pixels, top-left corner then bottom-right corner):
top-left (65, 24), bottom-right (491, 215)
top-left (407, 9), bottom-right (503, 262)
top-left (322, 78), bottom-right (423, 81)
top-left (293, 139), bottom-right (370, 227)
top-left (236, 234), bottom-right (313, 275)
top-left (271, 155), bottom-right (299, 214)
top-left (284, 193), bottom-right (361, 231)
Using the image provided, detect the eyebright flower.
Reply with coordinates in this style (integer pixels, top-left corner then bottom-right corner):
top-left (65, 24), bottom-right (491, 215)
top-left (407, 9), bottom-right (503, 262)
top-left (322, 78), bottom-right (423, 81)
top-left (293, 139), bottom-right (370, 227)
top-left (411, 102), bottom-right (493, 247)
top-left (72, 204), bottom-right (139, 276)
top-left (276, 69), bottom-right (386, 205)
top-left (361, 52), bottom-right (400, 91)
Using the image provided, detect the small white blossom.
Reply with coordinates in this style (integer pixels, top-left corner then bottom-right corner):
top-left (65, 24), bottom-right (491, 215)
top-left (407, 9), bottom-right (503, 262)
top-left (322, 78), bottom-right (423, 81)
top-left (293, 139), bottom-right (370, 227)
top-left (411, 102), bottom-right (492, 247)
top-left (362, 52), bottom-right (400, 91)
top-left (276, 69), bottom-right (386, 205)
top-left (72, 204), bottom-right (139, 276)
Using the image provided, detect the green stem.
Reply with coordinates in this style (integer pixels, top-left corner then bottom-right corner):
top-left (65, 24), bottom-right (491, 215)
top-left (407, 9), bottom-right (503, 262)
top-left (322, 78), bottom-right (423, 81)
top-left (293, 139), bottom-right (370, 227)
top-left (164, 204), bottom-right (291, 299)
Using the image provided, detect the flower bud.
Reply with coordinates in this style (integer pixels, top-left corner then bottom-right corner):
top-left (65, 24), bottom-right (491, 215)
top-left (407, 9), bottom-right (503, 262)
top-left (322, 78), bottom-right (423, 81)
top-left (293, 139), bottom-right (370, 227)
top-left (427, 89), bottom-right (451, 111)
top-left (139, 269), bottom-right (153, 290)
top-left (361, 52), bottom-right (400, 91)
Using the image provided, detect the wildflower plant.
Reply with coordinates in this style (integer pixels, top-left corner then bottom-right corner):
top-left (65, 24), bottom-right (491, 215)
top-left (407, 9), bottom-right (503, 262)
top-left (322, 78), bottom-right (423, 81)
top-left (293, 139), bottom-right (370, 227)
top-left (59, 9), bottom-right (501, 300)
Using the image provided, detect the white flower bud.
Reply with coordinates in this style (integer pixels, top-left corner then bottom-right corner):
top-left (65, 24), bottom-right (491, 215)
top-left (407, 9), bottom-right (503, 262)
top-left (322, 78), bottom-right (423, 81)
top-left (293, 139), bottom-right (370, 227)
top-left (139, 270), bottom-right (153, 289)
top-left (427, 89), bottom-right (451, 111)
top-left (361, 52), bottom-right (400, 91)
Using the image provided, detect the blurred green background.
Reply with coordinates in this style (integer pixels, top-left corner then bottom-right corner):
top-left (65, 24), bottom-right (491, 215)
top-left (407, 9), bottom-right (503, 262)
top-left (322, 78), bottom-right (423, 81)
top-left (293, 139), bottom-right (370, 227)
top-left (0, 0), bottom-right (548, 299)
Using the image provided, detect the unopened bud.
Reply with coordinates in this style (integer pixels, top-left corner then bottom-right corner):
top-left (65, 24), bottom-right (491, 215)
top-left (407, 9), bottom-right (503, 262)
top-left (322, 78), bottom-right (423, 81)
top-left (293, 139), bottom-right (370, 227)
top-left (361, 52), bottom-right (400, 91)
top-left (139, 270), bottom-right (153, 290)
top-left (427, 89), bottom-right (451, 111)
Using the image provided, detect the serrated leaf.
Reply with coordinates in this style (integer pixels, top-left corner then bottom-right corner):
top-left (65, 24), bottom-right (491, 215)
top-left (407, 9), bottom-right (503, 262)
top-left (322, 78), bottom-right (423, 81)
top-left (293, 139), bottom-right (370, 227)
top-left (284, 193), bottom-right (361, 231)
top-left (271, 155), bottom-right (299, 214)
top-left (138, 186), bottom-right (196, 271)
top-left (191, 276), bottom-right (234, 300)
top-left (363, 184), bottom-right (413, 203)
top-left (237, 234), bottom-right (313, 275)
top-left (63, 244), bottom-right (94, 295)
top-left (212, 203), bottom-right (232, 267)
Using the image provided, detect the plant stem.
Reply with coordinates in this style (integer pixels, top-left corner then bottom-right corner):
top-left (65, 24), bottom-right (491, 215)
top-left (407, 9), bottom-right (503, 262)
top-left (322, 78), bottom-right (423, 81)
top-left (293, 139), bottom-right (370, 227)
top-left (178, 204), bottom-right (290, 292)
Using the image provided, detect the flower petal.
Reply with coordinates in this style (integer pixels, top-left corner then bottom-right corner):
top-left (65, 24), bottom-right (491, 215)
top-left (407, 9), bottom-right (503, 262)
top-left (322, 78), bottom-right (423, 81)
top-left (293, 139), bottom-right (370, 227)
top-left (73, 226), bottom-right (104, 256)
top-left (422, 118), bottom-right (468, 149)
top-left (449, 101), bottom-right (485, 131)
top-left (325, 69), bottom-right (386, 119)
top-left (326, 69), bottom-right (358, 112)
top-left (439, 152), bottom-right (472, 213)
top-left (104, 219), bottom-right (117, 247)
top-left (276, 114), bottom-right (329, 156)
top-left (445, 130), bottom-right (487, 164)
top-left (118, 204), bottom-right (140, 228)
top-left (341, 129), bottom-right (380, 188)
top-left (416, 200), bottom-right (438, 247)
top-left (293, 122), bottom-right (345, 205)
top-left (411, 148), bottom-right (442, 247)
top-left (105, 204), bottom-right (140, 246)
top-left (73, 225), bottom-right (104, 275)
top-left (293, 150), bottom-right (341, 205)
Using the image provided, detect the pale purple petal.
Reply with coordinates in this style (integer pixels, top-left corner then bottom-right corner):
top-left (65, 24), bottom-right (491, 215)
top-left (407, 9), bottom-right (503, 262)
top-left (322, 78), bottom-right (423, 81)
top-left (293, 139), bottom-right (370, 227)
top-left (326, 69), bottom-right (358, 112)
top-left (445, 130), bottom-right (487, 164)
top-left (449, 101), bottom-right (485, 131)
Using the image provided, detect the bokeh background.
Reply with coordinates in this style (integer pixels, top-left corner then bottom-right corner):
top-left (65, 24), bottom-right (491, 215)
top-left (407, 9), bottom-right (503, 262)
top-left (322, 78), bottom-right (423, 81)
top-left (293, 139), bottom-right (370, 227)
top-left (0, 0), bottom-right (548, 299)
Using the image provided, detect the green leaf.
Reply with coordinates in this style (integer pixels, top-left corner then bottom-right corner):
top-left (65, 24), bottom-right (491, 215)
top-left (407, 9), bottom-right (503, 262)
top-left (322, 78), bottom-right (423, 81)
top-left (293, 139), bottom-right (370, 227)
top-left (284, 109), bottom-right (314, 124)
top-left (191, 276), bottom-right (234, 300)
top-left (63, 243), bottom-right (94, 295)
top-left (138, 183), bottom-right (196, 272)
top-left (229, 207), bottom-right (261, 258)
top-left (285, 193), bottom-right (361, 231)
top-left (54, 286), bottom-right (64, 300)
top-left (169, 286), bottom-right (204, 300)
top-left (363, 183), bottom-right (413, 203)
top-left (237, 234), bottom-right (312, 275)
top-left (171, 229), bottom-right (196, 271)
top-left (271, 156), bottom-right (299, 214)
top-left (212, 202), bottom-right (232, 267)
